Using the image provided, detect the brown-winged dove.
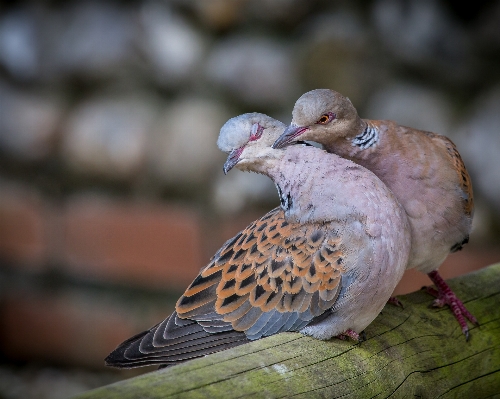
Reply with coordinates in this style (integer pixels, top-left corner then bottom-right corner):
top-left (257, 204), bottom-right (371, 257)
top-left (105, 113), bottom-right (410, 369)
top-left (273, 89), bottom-right (477, 339)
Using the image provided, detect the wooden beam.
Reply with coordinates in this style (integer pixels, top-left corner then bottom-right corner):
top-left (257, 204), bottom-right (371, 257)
top-left (74, 263), bottom-right (500, 398)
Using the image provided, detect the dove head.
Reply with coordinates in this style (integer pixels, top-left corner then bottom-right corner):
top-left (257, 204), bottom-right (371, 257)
top-left (273, 89), bottom-right (364, 149)
top-left (218, 113), bottom-right (286, 174)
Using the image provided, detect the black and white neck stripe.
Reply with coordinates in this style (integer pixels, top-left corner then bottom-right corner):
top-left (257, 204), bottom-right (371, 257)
top-left (275, 183), bottom-right (292, 211)
top-left (352, 124), bottom-right (379, 150)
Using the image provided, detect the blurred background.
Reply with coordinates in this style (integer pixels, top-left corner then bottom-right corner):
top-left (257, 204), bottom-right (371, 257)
top-left (1, 0), bottom-right (500, 397)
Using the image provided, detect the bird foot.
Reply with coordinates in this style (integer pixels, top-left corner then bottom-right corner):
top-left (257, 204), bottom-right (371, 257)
top-left (426, 271), bottom-right (479, 340)
top-left (387, 296), bottom-right (404, 308)
top-left (337, 329), bottom-right (365, 342)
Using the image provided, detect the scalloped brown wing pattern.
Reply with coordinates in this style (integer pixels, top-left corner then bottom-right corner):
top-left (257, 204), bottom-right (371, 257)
top-left (425, 132), bottom-right (474, 217)
top-left (105, 207), bottom-right (347, 368)
top-left (443, 137), bottom-right (474, 217)
top-left (176, 207), bottom-right (345, 340)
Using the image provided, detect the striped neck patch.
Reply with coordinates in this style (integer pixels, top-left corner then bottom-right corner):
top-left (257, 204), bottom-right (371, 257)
top-left (352, 124), bottom-right (379, 150)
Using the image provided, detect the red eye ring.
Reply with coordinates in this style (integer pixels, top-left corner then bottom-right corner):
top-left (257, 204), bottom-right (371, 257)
top-left (249, 123), bottom-right (264, 141)
top-left (316, 112), bottom-right (335, 125)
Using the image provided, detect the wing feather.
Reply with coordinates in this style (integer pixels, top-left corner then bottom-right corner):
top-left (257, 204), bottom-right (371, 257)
top-left (107, 207), bottom-right (347, 368)
top-left (429, 133), bottom-right (474, 216)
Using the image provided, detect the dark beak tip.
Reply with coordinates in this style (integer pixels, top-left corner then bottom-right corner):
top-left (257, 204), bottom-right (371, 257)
top-left (272, 135), bottom-right (288, 149)
top-left (223, 148), bottom-right (241, 175)
top-left (273, 125), bottom-right (305, 149)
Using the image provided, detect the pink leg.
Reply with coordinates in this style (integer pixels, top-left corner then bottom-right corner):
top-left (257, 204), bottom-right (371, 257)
top-left (337, 329), bottom-right (365, 342)
top-left (387, 296), bottom-right (404, 308)
top-left (426, 270), bottom-right (479, 340)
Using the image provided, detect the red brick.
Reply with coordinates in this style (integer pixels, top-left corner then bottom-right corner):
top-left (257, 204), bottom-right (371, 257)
top-left (61, 196), bottom-right (204, 289)
top-left (393, 245), bottom-right (500, 296)
top-left (0, 183), bottom-right (49, 269)
top-left (0, 291), bottom-right (170, 370)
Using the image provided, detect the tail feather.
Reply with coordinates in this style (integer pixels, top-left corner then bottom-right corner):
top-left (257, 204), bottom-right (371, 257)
top-left (105, 312), bottom-right (249, 369)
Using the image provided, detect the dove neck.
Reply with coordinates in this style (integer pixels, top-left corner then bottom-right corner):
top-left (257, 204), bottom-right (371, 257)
top-left (321, 118), bottom-right (368, 155)
top-left (266, 146), bottom-right (353, 224)
top-left (235, 147), bottom-right (283, 177)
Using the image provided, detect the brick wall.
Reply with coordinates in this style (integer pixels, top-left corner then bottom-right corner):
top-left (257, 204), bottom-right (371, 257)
top-left (1, 0), bottom-right (500, 381)
top-left (0, 180), bottom-right (499, 371)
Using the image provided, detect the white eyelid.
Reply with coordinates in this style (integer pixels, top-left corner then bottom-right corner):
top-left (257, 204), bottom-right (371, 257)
top-left (251, 123), bottom-right (260, 136)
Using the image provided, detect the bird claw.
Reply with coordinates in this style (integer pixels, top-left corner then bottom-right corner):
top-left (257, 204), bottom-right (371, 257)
top-left (337, 329), bottom-right (363, 342)
top-left (387, 296), bottom-right (404, 308)
top-left (430, 297), bottom-right (447, 308)
top-left (426, 271), bottom-right (478, 340)
top-left (464, 329), bottom-right (470, 342)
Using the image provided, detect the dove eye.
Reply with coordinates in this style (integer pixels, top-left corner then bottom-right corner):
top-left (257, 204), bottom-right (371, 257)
top-left (249, 123), bottom-right (264, 141)
top-left (316, 112), bottom-right (335, 125)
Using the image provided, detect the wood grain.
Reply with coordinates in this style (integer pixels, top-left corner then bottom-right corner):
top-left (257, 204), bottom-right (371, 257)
top-left (74, 263), bottom-right (500, 399)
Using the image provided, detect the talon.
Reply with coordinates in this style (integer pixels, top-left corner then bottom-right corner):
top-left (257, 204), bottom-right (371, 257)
top-left (387, 296), bottom-right (404, 308)
top-left (431, 297), bottom-right (446, 308)
top-left (427, 271), bottom-right (478, 341)
top-left (337, 329), bottom-right (360, 342)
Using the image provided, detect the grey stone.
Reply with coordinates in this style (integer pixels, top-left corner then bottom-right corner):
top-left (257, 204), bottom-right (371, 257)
top-left (43, 2), bottom-right (135, 80)
top-left (0, 7), bottom-right (40, 80)
top-left (62, 95), bottom-right (159, 178)
top-left (139, 2), bottom-right (205, 87)
top-left (364, 82), bottom-right (453, 135)
top-left (205, 36), bottom-right (298, 108)
top-left (0, 82), bottom-right (62, 160)
top-left (148, 98), bottom-right (231, 185)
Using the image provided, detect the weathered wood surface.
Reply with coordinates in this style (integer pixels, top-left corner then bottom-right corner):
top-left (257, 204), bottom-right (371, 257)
top-left (74, 263), bottom-right (500, 399)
